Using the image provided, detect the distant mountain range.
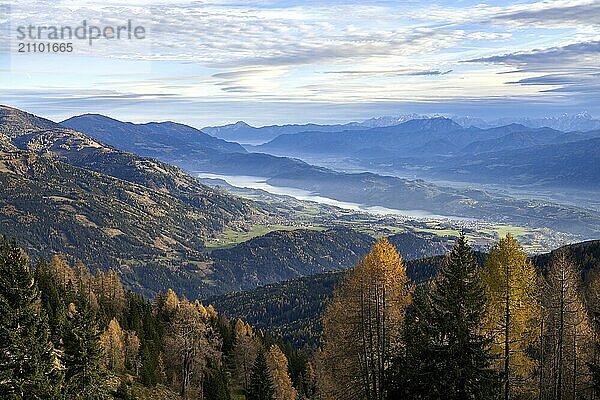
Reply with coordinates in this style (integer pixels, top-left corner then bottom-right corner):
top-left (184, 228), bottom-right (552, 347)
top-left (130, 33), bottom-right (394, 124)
top-left (462, 112), bottom-right (600, 132)
top-left (202, 115), bottom-right (427, 144)
top-left (202, 112), bottom-right (600, 144)
top-left (256, 117), bottom-right (600, 189)
top-left (61, 113), bottom-right (600, 237)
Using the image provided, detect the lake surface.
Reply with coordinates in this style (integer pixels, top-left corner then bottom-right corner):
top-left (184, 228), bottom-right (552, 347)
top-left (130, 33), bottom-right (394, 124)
top-left (197, 173), bottom-right (467, 220)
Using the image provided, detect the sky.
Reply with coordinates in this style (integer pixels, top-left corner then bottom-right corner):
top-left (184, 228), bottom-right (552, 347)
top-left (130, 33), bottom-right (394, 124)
top-left (0, 0), bottom-right (599, 127)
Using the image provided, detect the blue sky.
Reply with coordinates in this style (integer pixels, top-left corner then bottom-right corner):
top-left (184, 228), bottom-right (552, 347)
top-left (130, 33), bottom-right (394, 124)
top-left (0, 0), bottom-right (599, 126)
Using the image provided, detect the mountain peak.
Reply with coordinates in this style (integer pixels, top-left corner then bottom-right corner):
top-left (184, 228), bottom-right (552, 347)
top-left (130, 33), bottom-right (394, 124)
top-left (233, 121), bottom-right (251, 127)
top-left (400, 116), bottom-right (462, 132)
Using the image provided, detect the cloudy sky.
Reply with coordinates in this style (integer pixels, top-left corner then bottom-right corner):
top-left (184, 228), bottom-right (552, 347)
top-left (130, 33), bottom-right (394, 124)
top-left (0, 0), bottom-right (599, 126)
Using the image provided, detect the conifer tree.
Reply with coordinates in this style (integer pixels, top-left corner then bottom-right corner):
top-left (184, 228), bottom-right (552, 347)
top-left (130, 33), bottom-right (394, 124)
top-left (481, 234), bottom-right (540, 399)
top-left (62, 296), bottom-right (108, 400)
top-left (204, 365), bottom-right (232, 400)
top-left (35, 259), bottom-right (68, 345)
top-left (267, 344), bottom-right (298, 400)
top-left (0, 237), bottom-right (59, 399)
top-left (247, 349), bottom-right (276, 400)
top-left (541, 251), bottom-right (594, 399)
top-left (393, 236), bottom-right (499, 399)
top-left (321, 238), bottom-right (412, 400)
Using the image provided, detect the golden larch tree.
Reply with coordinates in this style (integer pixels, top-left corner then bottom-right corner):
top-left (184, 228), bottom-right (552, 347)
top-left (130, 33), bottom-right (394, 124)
top-left (267, 344), bottom-right (297, 400)
top-left (321, 238), bottom-right (412, 400)
top-left (481, 234), bottom-right (540, 399)
top-left (541, 250), bottom-right (594, 400)
top-left (100, 317), bottom-right (126, 372)
top-left (232, 318), bottom-right (259, 393)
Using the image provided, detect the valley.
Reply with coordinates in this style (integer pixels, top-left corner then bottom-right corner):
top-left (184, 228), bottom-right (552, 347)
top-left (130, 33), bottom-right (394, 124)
top-left (2, 104), bottom-right (600, 400)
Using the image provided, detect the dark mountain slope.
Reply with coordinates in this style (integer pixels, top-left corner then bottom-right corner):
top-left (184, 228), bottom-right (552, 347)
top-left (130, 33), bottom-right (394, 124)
top-left (1, 106), bottom-right (255, 230)
top-left (210, 254), bottom-right (451, 347)
top-left (435, 137), bottom-right (600, 188)
top-left (212, 239), bottom-right (600, 346)
top-left (209, 231), bottom-right (458, 346)
top-left (62, 114), bottom-right (245, 155)
top-left (0, 151), bottom-right (209, 280)
top-left (208, 228), bottom-right (375, 292)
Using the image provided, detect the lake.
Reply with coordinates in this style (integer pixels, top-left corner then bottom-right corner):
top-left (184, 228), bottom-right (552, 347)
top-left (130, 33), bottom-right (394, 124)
top-left (197, 173), bottom-right (469, 220)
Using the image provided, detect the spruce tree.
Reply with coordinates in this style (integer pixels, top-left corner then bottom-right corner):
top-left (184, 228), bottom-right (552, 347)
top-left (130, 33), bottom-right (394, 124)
top-left (35, 260), bottom-right (67, 345)
top-left (430, 235), bottom-right (498, 398)
top-left (394, 236), bottom-right (499, 399)
top-left (62, 294), bottom-right (108, 400)
top-left (390, 286), bottom-right (439, 398)
top-left (247, 349), bottom-right (275, 400)
top-left (204, 365), bottom-right (232, 400)
top-left (0, 237), bottom-right (58, 399)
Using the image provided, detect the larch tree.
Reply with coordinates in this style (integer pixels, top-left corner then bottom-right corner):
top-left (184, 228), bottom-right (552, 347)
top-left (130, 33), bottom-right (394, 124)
top-left (100, 317), bottom-right (126, 372)
top-left (541, 250), bottom-right (594, 400)
top-left (481, 234), bottom-right (540, 400)
top-left (232, 319), bottom-right (259, 393)
top-left (165, 298), bottom-right (220, 399)
top-left (48, 254), bottom-right (77, 290)
top-left (267, 344), bottom-right (298, 400)
top-left (164, 288), bottom-right (179, 312)
top-left (94, 271), bottom-right (126, 320)
top-left (124, 330), bottom-right (141, 374)
top-left (321, 238), bottom-right (412, 400)
top-left (0, 237), bottom-right (59, 399)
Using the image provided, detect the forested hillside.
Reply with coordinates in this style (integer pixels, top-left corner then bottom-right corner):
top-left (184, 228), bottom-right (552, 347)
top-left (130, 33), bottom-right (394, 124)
top-left (213, 239), bottom-right (600, 352)
top-left (0, 106), bottom-right (269, 299)
top-left (3, 233), bottom-right (600, 399)
top-left (0, 238), bottom-right (307, 400)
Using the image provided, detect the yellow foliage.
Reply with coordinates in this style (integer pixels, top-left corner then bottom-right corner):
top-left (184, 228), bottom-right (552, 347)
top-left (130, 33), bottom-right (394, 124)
top-left (481, 234), bottom-right (540, 397)
top-left (267, 345), bottom-right (297, 400)
top-left (321, 238), bottom-right (412, 400)
top-left (101, 317), bottom-right (126, 372)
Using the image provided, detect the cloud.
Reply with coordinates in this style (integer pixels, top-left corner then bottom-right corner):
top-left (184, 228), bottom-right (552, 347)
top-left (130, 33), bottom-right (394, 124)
top-left (465, 41), bottom-right (600, 68)
top-left (323, 69), bottom-right (453, 77)
top-left (2, 0), bottom-right (600, 121)
top-left (488, 0), bottom-right (600, 28)
top-left (464, 40), bottom-right (600, 96)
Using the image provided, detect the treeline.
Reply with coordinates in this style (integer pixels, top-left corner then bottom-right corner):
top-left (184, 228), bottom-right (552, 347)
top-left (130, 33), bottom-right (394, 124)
top-left (317, 235), bottom-right (600, 399)
top-left (0, 237), bottom-right (310, 400)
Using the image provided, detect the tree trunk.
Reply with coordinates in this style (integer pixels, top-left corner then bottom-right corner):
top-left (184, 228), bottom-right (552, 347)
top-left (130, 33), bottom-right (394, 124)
top-left (539, 316), bottom-right (544, 400)
top-left (504, 263), bottom-right (511, 400)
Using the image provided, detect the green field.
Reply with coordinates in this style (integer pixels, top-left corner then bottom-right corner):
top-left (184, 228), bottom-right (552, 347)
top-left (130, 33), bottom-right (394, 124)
top-left (206, 224), bottom-right (324, 251)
